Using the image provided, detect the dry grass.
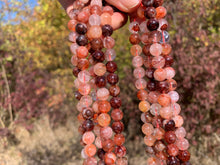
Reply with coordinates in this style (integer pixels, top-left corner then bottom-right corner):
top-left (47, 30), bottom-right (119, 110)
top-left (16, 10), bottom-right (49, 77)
top-left (0, 116), bottom-right (219, 165)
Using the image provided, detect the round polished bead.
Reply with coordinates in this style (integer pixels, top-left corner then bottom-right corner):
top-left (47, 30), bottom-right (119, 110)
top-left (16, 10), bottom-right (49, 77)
top-left (104, 152), bottom-right (116, 164)
top-left (150, 43), bottom-right (163, 56)
top-left (115, 146), bottom-right (127, 157)
top-left (165, 131), bottom-right (177, 144)
top-left (90, 5), bottom-right (102, 15)
top-left (94, 63), bottom-right (106, 76)
top-left (167, 144), bottom-right (179, 156)
top-left (134, 67), bottom-right (145, 79)
top-left (97, 148), bottom-right (105, 160)
top-left (178, 150), bottom-right (190, 162)
top-left (132, 56), bottom-right (144, 67)
top-left (162, 43), bottom-right (172, 55)
top-left (140, 21), bottom-right (149, 33)
top-left (159, 18), bottom-right (168, 31)
top-left (82, 119), bottom-right (94, 131)
top-left (175, 127), bottom-right (186, 140)
top-left (100, 126), bottom-right (113, 139)
top-left (77, 46), bottom-right (89, 58)
top-left (77, 59), bottom-right (89, 70)
top-left (90, 38), bottom-right (103, 50)
top-left (105, 49), bottom-right (116, 61)
top-left (102, 24), bottom-right (113, 36)
top-left (97, 113), bottom-right (111, 127)
top-left (164, 55), bottom-right (174, 67)
top-left (95, 76), bottom-right (107, 88)
top-left (82, 108), bottom-right (94, 119)
top-left (103, 36), bottom-right (115, 49)
top-left (129, 34), bottom-right (141, 45)
top-left (87, 25), bottom-right (102, 39)
top-left (160, 31), bottom-right (170, 43)
top-left (137, 89), bottom-right (148, 101)
top-left (147, 19), bottom-right (159, 31)
top-left (141, 112), bottom-right (153, 123)
top-left (143, 44), bottom-right (151, 56)
top-left (139, 101), bottom-right (151, 112)
top-left (146, 68), bottom-right (155, 79)
top-left (92, 50), bottom-right (105, 62)
top-left (154, 127), bottom-right (165, 140)
top-left (129, 21), bottom-right (140, 33)
top-left (137, 6), bottom-right (146, 19)
top-left (74, 91), bottom-right (82, 100)
top-left (72, 67), bottom-right (81, 77)
top-left (68, 19), bottom-right (77, 31)
top-left (152, 56), bottom-right (165, 68)
top-left (89, 14), bottom-right (101, 26)
top-left (142, 123), bottom-right (154, 136)
top-left (149, 31), bottom-right (161, 43)
top-left (97, 88), bottom-right (109, 100)
top-left (157, 81), bottom-right (169, 93)
top-left (112, 121), bottom-right (124, 134)
top-left (76, 35), bottom-right (88, 46)
top-left (77, 11), bottom-right (89, 23)
top-left (98, 100), bottom-right (111, 113)
top-left (107, 73), bottom-right (119, 85)
top-left (102, 139), bottom-right (115, 152)
top-left (76, 23), bottom-right (87, 34)
top-left (114, 134), bottom-right (125, 146)
top-left (82, 131), bottom-right (95, 144)
top-left (156, 6), bottom-right (167, 19)
top-left (154, 0), bottom-right (164, 7)
top-left (146, 157), bottom-right (160, 165)
top-left (111, 109), bottom-right (123, 121)
top-left (176, 138), bottom-right (189, 150)
top-left (148, 91), bottom-right (160, 103)
top-left (172, 115), bottom-right (184, 127)
top-left (167, 156), bottom-right (180, 165)
top-left (144, 7), bottom-right (156, 19)
top-left (70, 43), bottom-right (79, 55)
top-left (116, 157), bottom-right (128, 165)
top-left (154, 68), bottom-right (166, 81)
top-left (154, 141), bottom-right (166, 152)
top-left (95, 136), bottom-right (102, 148)
top-left (141, 33), bottom-right (149, 44)
top-left (101, 13), bottom-right (112, 26)
top-left (152, 116), bottom-right (163, 128)
top-left (142, 0), bottom-right (154, 7)
top-left (78, 70), bottom-right (90, 83)
top-left (144, 135), bottom-right (156, 146)
top-left (167, 79), bottom-right (177, 91)
top-left (135, 78), bottom-right (147, 89)
top-left (106, 61), bottom-right (117, 73)
top-left (150, 103), bottom-right (161, 116)
top-left (71, 55), bottom-right (78, 66)
top-left (130, 45), bottom-right (142, 56)
top-left (168, 91), bottom-right (179, 103)
top-left (165, 67), bottom-right (175, 79)
top-left (147, 80), bottom-right (157, 91)
top-left (160, 106), bottom-right (173, 119)
top-left (78, 83), bottom-right (91, 95)
top-left (165, 120), bottom-right (176, 131)
top-left (109, 85), bottom-right (120, 96)
top-left (69, 32), bottom-right (78, 43)
top-left (158, 94), bottom-right (171, 107)
top-left (110, 97), bottom-right (122, 108)
top-left (84, 144), bottom-right (97, 157)
top-left (103, 6), bottom-right (114, 15)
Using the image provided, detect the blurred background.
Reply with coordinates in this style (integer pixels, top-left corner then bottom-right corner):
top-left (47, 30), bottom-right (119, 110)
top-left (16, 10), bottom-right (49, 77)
top-left (0, 0), bottom-right (219, 164)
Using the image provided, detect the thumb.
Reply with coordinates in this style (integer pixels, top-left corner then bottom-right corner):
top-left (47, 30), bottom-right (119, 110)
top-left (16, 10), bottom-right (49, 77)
top-left (106, 0), bottom-right (141, 13)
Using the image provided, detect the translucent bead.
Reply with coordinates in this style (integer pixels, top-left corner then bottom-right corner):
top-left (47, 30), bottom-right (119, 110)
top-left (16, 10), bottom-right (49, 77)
top-left (109, 85), bottom-right (120, 96)
top-left (129, 21), bottom-right (140, 33)
top-left (103, 36), bottom-right (115, 49)
top-left (141, 33), bottom-right (149, 44)
top-left (114, 134), bottom-right (125, 146)
top-left (159, 19), bottom-right (168, 31)
top-left (167, 144), bottom-right (179, 156)
top-left (82, 131), bottom-right (95, 144)
top-left (111, 109), bottom-right (123, 121)
top-left (79, 0), bottom-right (89, 4)
top-left (70, 43), bottom-right (79, 55)
top-left (140, 21), bottom-right (149, 33)
top-left (133, 67), bottom-right (145, 79)
top-left (100, 126), bottom-right (113, 139)
top-left (142, 123), bottom-right (154, 136)
top-left (77, 102), bottom-right (86, 112)
top-left (77, 11), bottom-right (89, 23)
top-left (101, 13), bottom-right (112, 26)
top-left (175, 127), bottom-right (186, 139)
top-left (102, 139), bottom-right (115, 152)
top-left (69, 32), bottom-right (78, 43)
top-left (87, 25), bottom-right (102, 39)
top-left (71, 55), bottom-right (78, 66)
top-left (130, 45), bottom-right (142, 56)
top-left (154, 68), bottom-right (166, 81)
top-left (178, 150), bottom-right (191, 162)
top-left (157, 94), bottom-right (171, 107)
top-left (93, 125), bottom-right (101, 136)
top-left (165, 67), bottom-right (175, 80)
top-left (137, 6), bottom-right (145, 19)
top-left (144, 135), bottom-right (156, 147)
top-left (80, 95), bottom-right (93, 107)
top-left (160, 31), bottom-right (169, 43)
top-left (89, 14), bottom-right (101, 26)
top-left (105, 49), bottom-right (116, 61)
top-left (68, 19), bottom-right (77, 31)
top-left (112, 121), bottom-right (124, 134)
top-left (146, 157), bottom-right (160, 165)
top-left (78, 83), bottom-right (91, 95)
top-left (90, 5), bottom-right (102, 15)
top-left (162, 43), bottom-right (172, 55)
top-left (149, 31), bottom-right (161, 43)
top-left (135, 78), bottom-right (147, 89)
top-left (168, 91), bottom-right (179, 103)
top-left (92, 101), bottom-right (99, 113)
top-left (98, 100), bottom-right (111, 113)
top-left (156, 6), bottom-right (167, 19)
top-left (81, 149), bottom-right (88, 159)
top-left (74, 78), bottom-right (81, 89)
top-left (103, 6), bottom-right (114, 15)
top-left (116, 157), bottom-right (128, 165)
top-left (77, 59), bottom-right (89, 70)
top-left (160, 106), bottom-right (172, 119)
top-left (171, 103), bottom-right (181, 116)
top-left (150, 43), bottom-right (162, 56)
top-left (150, 103), bottom-right (161, 116)
top-left (167, 79), bottom-right (177, 91)
top-left (132, 56), bottom-right (144, 67)
top-left (164, 131), bottom-right (176, 144)
top-left (176, 138), bottom-right (189, 150)
top-left (97, 113), bottom-right (111, 127)
top-left (154, 141), bottom-right (166, 152)
top-left (153, 127), bottom-right (165, 140)
top-left (144, 55), bottom-right (153, 68)
top-left (148, 92), bottom-right (160, 104)
top-left (90, 0), bottom-right (102, 8)
top-left (78, 70), bottom-right (91, 83)
top-left (172, 115), bottom-right (184, 127)
top-left (84, 144), bottom-right (97, 157)
top-left (115, 146), bottom-right (126, 157)
top-left (104, 152), bottom-right (116, 164)
top-left (137, 89), bottom-right (148, 101)
top-left (95, 136), bottom-right (102, 148)
top-left (96, 88), bottom-right (109, 100)
top-left (152, 56), bottom-right (165, 68)
top-left (94, 63), bottom-right (106, 76)
top-left (139, 101), bottom-right (150, 112)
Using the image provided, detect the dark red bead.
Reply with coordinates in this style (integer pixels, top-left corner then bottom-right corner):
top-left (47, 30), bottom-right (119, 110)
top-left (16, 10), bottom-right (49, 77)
top-left (143, 45), bottom-right (151, 56)
top-left (164, 131), bottom-right (177, 144)
top-left (157, 81), bottom-right (169, 93)
top-left (164, 55), bottom-right (174, 67)
top-left (110, 97), bottom-right (122, 108)
top-left (92, 50), bottom-right (105, 62)
top-left (82, 119), bottom-right (94, 131)
top-left (144, 7), bottom-right (157, 19)
top-left (74, 91), bottom-right (82, 100)
top-left (72, 67), bottom-right (81, 77)
top-left (146, 68), bottom-right (155, 79)
top-left (106, 61), bottom-right (117, 73)
top-left (102, 139), bottom-right (115, 152)
top-left (147, 19), bottom-right (159, 31)
top-left (102, 24), bottom-right (113, 36)
top-left (75, 23), bottom-right (87, 34)
top-left (95, 76), bottom-right (107, 88)
top-left (112, 121), bottom-right (124, 134)
top-left (165, 120), bottom-right (176, 131)
top-left (115, 146), bottom-right (126, 157)
top-left (97, 149), bottom-right (106, 160)
top-left (167, 156), bottom-right (180, 165)
top-left (147, 80), bottom-right (157, 91)
top-left (142, 0), bottom-right (154, 7)
top-left (129, 34), bottom-right (141, 45)
top-left (82, 108), bottom-right (94, 119)
top-left (78, 125), bottom-right (86, 135)
top-left (107, 73), bottom-right (119, 85)
top-left (76, 35), bottom-right (88, 46)
top-left (90, 38), bottom-right (103, 50)
top-left (178, 150), bottom-right (190, 162)
top-left (154, 0), bottom-right (164, 7)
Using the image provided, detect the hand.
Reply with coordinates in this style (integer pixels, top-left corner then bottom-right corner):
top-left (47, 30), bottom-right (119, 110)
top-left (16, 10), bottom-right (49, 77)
top-left (58, 0), bottom-right (141, 29)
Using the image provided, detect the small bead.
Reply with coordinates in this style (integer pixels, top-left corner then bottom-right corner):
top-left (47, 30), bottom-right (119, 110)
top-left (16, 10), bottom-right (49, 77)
top-left (112, 121), bottom-right (124, 134)
top-left (101, 13), bottom-right (112, 26)
top-left (165, 120), bottom-right (176, 131)
top-left (176, 138), bottom-right (189, 150)
top-left (148, 91), bottom-right (160, 103)
top-left (142, 123), bottom-right (154, 136)
top-left (160, 106), bottom-right (173, 119)
top-left (114, 134), bottom-right (125, 146)
top-left (154, 68), bottom-right (166, 81)
top-left (109, 85), bottom-right (120, 96)
top-left (156, 6), bottom-right (167, 19)
top-left (172, 115), bottom-right (184, 127)
top-left (90, 38), bottom-right (103, 50)
top-left (82, 131), bottom-right (95, 144)
top-left (92, 50), bottom-right (105, 62)
top-left (129, 34), bottom-right (141, 45)
top-left (104, 152), bottom-right (116, 164)
top-left (102, 24), bottom-right (113, 36)
top-left (150, 43), bottom-right (163, 56)
top-left (167, 144), bottom-right (179, 156)
top-left (97, 113), bottom-right (111, 127)
top-left (98, 100), bottom-right (111, 113)
top-left (76, 35), bottom-right (88, 46)
top-left (139, 101), bottom-right (151, 112)
top-left (97, 148), bottom-right (105, 160)
top-left (84, 144), bottom-right (97, 157)
top-left (76, 23), bottom-right (87, 34)
top-left (72, 67), bottom-right (81, 77)
top-left (164, 131), bottom-right (177, 144)
top-left (144, 135), bottom-right (156, 146)
top-left (94, 63), bottom-right (106, 76)
top-left (102, 6), bottom-right (114, 15)
top-left (150, 103), bottom-right (161, 116)
top-left (95, 76), bottom-right (107, 88)
top-left (159, 18), bottom-right (168, 31)
top-left (111, 109), bottom-right (123, 121)
top-left (110, 97), bottom-right (122, 108)
top-left (147, 19), bottom-right (159, 31)
top-left (106, 61), bottom-right (117, 73)
top-left (90, 5), bottom-right (102, 15)
top-left (144, 7), bottom-right (157, 19)
top-left (178, 150), bottom-right (190, 162)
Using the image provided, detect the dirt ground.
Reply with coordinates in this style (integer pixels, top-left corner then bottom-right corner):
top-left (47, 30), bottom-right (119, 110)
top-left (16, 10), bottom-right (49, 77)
top-left (0, 116), bottom-right (219, 165)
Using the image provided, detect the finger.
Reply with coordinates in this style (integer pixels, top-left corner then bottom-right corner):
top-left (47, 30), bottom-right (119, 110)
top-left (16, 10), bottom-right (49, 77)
top-left (106, 0), bottom-right (141, 13)
top-left (111, 12), bottom-right (128, 30)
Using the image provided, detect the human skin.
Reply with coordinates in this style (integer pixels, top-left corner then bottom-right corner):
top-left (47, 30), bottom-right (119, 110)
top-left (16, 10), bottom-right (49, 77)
top-left (58, 0), bottom-right (141, 29)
